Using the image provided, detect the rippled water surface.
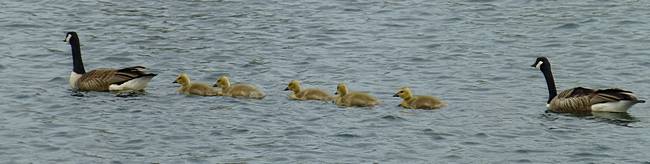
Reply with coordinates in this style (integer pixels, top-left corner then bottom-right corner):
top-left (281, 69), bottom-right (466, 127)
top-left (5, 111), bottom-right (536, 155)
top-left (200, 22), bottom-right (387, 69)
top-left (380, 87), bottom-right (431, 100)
top-left (2, 0), bottom-right (650, 163)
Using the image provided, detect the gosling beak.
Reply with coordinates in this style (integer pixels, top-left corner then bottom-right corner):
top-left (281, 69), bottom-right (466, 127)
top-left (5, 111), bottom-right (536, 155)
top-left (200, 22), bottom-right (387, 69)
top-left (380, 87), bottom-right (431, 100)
top-left (172, 81), bottom-right (178, 84)
top-left (284, 87), bottom-right (289, 91)
top-left (334, 92), bottom-right (338, 95)
top-left (213, 84), bottom-right (219, 87)
top-left (393, 94), bottom-right (399, 97)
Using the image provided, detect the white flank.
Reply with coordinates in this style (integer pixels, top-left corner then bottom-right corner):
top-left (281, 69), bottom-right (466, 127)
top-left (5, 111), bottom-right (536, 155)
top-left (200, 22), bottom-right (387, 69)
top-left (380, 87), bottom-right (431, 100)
top-left (69, 72), bottom-right (82, 90)
top-left (591, 101), bottom-right (636, 113)
top-left (109, 76), bottom-right (154, 91)
top-left (535, 61), bottom-right (544, 69)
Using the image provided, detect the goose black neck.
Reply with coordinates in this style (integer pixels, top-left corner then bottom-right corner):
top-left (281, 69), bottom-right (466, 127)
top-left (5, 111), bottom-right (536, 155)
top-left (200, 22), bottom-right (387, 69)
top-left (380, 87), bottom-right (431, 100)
top-left (541, 65), bottom-right (557, 104)
top-left (69, 37), bottom-right (85, 74)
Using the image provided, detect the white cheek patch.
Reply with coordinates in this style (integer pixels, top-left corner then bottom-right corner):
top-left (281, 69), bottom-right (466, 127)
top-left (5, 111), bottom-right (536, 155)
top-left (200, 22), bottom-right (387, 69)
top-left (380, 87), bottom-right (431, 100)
top-left (65, 34), bottom-right (72, 42)
top-left (535, 61), bottom-right (544, 69)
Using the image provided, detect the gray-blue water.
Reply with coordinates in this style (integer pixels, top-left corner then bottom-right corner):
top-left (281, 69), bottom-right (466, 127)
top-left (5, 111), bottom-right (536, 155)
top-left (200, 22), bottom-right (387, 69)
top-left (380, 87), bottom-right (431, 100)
top-left (2, 0), bottom-right (650, 163)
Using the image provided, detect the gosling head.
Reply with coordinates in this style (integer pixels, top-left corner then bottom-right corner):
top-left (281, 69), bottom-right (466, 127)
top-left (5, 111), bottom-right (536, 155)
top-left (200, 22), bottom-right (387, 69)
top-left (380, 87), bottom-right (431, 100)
top-left (213, 75), bottom-right (230, 88)
top-left (531, 56), bottom-right (551, 70)
top-left (284, 80), bottom-right (300, 91)
top-left (393, 87), bottom-right (413, 99)
top-left (335, 83), bottom-right (348, 96)
top-left (173, 73), bottom-right (190, 85)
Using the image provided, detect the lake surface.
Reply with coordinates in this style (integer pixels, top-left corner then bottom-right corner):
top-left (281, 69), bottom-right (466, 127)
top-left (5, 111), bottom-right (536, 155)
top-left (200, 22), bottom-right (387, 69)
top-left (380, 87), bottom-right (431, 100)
top-left (1, 0), bottom-right (650, 163)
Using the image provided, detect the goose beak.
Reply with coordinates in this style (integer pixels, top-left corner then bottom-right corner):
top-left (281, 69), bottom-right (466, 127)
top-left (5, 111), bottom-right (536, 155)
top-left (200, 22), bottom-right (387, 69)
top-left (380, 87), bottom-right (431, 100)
top-left (530, 64), bottom-right (536, 67)
top-left (284, 87), bottom-right (289, 91)
top-left (393, 94), bottom-right (399, 97)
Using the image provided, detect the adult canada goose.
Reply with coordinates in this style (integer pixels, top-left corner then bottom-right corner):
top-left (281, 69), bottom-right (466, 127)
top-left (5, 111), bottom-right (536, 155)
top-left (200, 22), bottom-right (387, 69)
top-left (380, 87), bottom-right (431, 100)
top-left (532, 57), bottom-right (644, 113)
top-left (173, 73), bottom-right (221, 96)
top-left (63, 32), bottom-right (156, 92)
top-left (284, 80), bottom-right (333, 101)
top-left (213, 75), bottom-right (265, 99)
top-left (393, 87), bottom-right (446, 109)
top-left (334, 83), bottom-right (379, 107)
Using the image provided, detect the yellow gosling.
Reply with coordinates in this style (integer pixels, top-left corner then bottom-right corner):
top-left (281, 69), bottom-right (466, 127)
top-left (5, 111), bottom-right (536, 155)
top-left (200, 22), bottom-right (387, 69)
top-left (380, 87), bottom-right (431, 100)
top-left (334, 83), bottom-right (379, 107)
top-left (393, 87), bottom-right (446, 109)
top-left (284, 80), bottom-right (333, 101)
top-left (173, 73), bottom-right (220, 96)
top-left (213, 75), bottom-right (265, 99)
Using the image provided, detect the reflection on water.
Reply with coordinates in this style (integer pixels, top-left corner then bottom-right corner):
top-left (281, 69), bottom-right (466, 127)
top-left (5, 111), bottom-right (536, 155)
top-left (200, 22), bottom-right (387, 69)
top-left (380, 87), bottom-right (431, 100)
top-left (590, 112), bottom-right (637, 126)
top-left (544, 110), bottom-right (638, 126)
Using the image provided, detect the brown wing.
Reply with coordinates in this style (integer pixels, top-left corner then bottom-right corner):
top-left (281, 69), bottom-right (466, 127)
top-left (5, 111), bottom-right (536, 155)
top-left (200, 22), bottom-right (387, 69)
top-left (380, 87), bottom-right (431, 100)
top-left (76, 68), bottom-right (118, 91)
top-left (590, 88), bottom-right (638, 104)
top-left (557, 87), bottom-right (596, 98)
top-left (76, 66), bottom-right (154, 91)
top-left (112, 66), bottom-right (152, 85)
top-left (549, 87), bottom-right (595, 113)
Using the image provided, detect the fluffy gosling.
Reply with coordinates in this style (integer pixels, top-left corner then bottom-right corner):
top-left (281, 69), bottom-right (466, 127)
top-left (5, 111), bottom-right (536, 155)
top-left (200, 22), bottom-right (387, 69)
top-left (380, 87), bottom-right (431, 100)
top-left (173, 73), bottom-right (221, 96)
top-left (284, 80), bottom-right (333, 101)
top-left (213, 75), bottom-right (265, 99)
top-left (334, 83), bottom-right (379, 107)
top-left (393, 87), bottom-right (446, 109)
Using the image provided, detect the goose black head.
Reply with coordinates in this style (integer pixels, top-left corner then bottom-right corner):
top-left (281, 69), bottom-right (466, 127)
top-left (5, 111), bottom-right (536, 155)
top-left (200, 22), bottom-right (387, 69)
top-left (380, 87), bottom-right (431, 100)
top-left (64, 32), bottom-right (79, 43)
top-left (531, 57), bottom-right (551, 70)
